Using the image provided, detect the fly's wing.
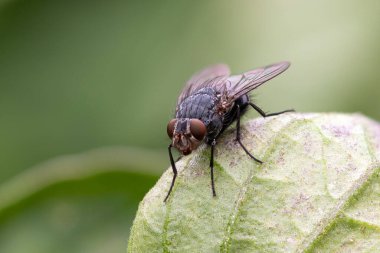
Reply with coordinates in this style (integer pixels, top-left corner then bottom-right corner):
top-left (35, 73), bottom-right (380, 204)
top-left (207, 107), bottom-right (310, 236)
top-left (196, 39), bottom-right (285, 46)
top-left (177, 64), bottom-right (230, 105)
top-left (226, 61), bottom-right (290, 100)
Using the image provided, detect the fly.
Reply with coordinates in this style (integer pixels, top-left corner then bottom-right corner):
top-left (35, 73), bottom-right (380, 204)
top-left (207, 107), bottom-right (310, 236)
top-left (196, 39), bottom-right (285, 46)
top-left (165, 61), bottom-right (294, 202)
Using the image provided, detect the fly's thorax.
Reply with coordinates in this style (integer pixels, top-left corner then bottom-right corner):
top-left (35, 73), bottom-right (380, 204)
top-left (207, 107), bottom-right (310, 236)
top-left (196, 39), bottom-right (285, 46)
top-left (175, 88), bottom-right (223, 137)
top-left (176, 87), bottom-right (219, 120)
top-left (203, 113), bottom-right (223, 142)
top-left (166, 118), bottom-right (207, 155)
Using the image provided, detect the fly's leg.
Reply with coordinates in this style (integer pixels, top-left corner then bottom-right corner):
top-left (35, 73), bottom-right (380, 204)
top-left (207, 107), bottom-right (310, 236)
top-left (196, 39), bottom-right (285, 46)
top-left (249, 102), bottom-right (294, 117)
top-left (210, 140), bottom-right (217, 197)
top-left (164, 144), bottom-right (177, 202)
top-left (236, 104), bottom-right (263, 164)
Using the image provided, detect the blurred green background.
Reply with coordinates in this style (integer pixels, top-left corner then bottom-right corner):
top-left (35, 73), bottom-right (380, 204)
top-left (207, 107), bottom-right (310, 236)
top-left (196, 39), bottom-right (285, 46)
top-left (0, 0), bottom-right (379, 252)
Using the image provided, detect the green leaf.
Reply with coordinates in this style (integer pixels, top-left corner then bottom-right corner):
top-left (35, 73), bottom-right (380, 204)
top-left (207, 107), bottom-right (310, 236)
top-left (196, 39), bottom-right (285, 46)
top-left (0, 147), bottom-right (165, 253)
top-left (128, 113), bottom-right (380, 252)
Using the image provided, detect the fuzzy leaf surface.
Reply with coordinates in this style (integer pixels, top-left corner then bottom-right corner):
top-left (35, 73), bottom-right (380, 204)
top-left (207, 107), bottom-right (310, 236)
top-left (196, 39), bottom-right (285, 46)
top-left (128, 113), bottom-right (380, 252)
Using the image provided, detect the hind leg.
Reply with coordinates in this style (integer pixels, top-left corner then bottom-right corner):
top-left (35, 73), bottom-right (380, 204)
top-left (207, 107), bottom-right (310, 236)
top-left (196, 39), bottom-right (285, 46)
top-left (249, 103), bottom-right (294, 117)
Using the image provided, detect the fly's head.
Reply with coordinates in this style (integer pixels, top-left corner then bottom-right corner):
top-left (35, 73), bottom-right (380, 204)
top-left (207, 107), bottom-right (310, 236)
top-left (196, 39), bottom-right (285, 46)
top-left (167, 118), bottom-right (207, 155)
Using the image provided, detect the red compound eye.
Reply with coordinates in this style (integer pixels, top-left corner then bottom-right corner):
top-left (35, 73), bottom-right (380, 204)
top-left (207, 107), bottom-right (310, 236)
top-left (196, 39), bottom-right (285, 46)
top-left (166, 119), bottom-right (177, 139)
top-left (189, 119), bottom-right (206, 141)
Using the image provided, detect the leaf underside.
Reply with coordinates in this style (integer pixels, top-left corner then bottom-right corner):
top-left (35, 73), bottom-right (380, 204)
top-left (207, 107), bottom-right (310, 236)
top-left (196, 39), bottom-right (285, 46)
top-left (128, 113), bottom-right (380, 253)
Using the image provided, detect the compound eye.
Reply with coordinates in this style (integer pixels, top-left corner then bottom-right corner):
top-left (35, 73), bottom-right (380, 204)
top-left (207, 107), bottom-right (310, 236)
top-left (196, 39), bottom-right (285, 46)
top-left (167, 119), bottom-right (177, 139)
top-left (189, 119), bottom-right (206, 141)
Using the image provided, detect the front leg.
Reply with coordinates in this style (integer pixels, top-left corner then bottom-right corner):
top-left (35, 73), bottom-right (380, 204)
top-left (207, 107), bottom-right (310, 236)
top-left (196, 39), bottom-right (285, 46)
top-left (249, 102), bottom-right (294, 118)
top-left (210, 140), bottom-right (217, 197)
top-left (164, 144), bottom-right (177, 202)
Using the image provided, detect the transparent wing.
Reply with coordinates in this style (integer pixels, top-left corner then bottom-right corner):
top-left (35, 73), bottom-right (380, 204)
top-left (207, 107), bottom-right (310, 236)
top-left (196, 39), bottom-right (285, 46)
top-left (177, 64), bottom-right (230, 105)
top-left (226, 61), bottom-right (290, 100)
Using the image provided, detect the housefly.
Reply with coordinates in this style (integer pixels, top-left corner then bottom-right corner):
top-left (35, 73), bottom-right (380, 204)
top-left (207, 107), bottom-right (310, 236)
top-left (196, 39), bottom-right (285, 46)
top-left (165, 61), bottom-right (293, 202)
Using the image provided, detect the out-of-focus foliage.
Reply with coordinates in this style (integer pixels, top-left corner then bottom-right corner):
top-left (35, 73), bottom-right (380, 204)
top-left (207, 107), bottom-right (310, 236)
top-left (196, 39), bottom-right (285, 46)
top-left (0, 0), bottom-right (379, 252)
top-left (0, 147), bottom-right (165, 252)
